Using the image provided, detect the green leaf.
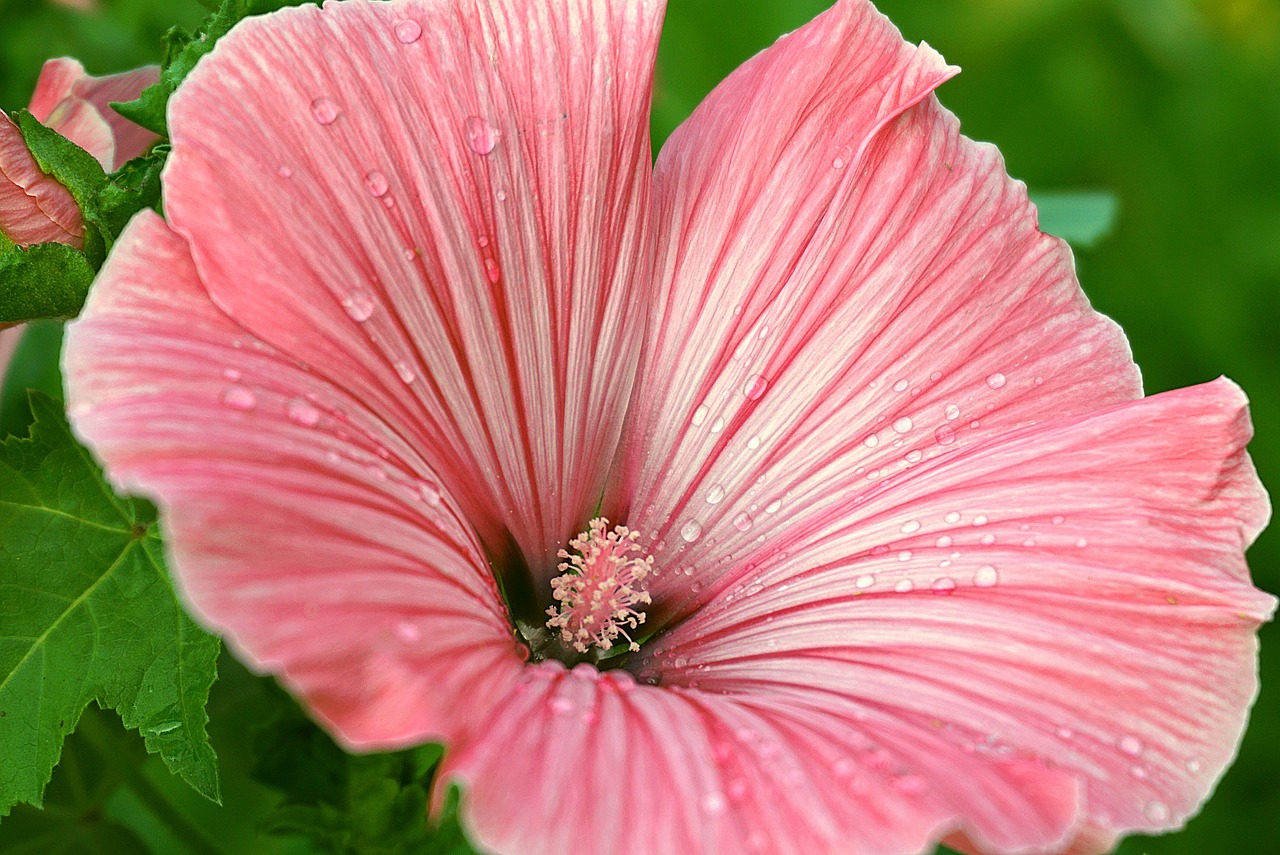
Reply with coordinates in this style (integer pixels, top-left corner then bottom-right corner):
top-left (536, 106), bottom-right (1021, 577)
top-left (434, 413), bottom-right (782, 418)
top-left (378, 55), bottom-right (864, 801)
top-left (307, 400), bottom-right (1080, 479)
top-left (0, 243), bottom-right (95, 325)
top-left (0, 393), bottom-right (221, 818)
top-left (252, 689), bottom-right (480, 854)
top-left (1030, 190), bottom-right (1120, 248)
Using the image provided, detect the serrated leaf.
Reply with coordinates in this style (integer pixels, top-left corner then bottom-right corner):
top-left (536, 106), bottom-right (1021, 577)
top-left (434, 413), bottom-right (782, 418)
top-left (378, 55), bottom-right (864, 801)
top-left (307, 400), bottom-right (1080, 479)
top-left (0, 393), bottom-right (221, 817)
top-left (0, 243), bottom-right (95, 325)
top-left (1030, 190), bottom-right (1120, 248)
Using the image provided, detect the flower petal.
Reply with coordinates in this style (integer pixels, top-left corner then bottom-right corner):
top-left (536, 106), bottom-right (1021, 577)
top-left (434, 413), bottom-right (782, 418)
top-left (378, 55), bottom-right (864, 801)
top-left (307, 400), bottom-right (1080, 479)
top-left (64, 212), bottom-right (525, 749)
top-left (0, 114), bottom-right (83, 247)
top-left (29, 58), bottom-right (161, 171)
top-left (620, 0), bottom-right (1140, 619)
top-left (163, 0), bottom-right (662, 584)
top-left (646, 380), bottom-right (1273, 852)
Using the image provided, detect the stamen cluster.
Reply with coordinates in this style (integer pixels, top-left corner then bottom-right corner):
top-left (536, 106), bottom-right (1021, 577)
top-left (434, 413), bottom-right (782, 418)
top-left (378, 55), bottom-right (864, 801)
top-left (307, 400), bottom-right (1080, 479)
top-left (545, 518), bottom-right (655, 654)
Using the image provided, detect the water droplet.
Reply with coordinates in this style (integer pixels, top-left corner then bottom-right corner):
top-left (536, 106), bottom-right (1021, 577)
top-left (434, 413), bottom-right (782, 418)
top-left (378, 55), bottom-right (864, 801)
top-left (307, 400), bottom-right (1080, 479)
top-left (1118, 735), bottom-right (1143, 756)
top-left (393, 19), bottom-right (423, 43)
top-left (894, 579), bottom-right (914, 592)
top-left (394, 621), bottom-right (421, 642)
top-left (892, 416), bottom-right (913, 434)
top-left (944, 404), bottom-right (961, 421)
top-left (898, 550), bottom-right (913, 562)
top-left (892, 378), bottom-right (909, 393)
top-left (980, 533), bottom-right (996, 546)
top-left (745, 583), bottom-right (764, 597)
top-left (900, 520), bottom-right (921, 534)
top-left (1076, 537), bottom-right (1089, 548)
top-left (935, 535), bottom-right (952, 548)
top-left (496, 189), bottom-right (508, 202)
top-left (931, 577), bottom-right (956, 594)
top-left (732, 512), bottom-right (753, 532)
top-left (974, 565), bottom-right (999, 587)
top-left (310, 97), bottom-right (340, 125)
top-left (944, 511), bottom-right (962, 524)
top-left (986, 372), bottom-right (1007, 389)
top-left (276, 165), bottom-right (292, 179)
top-left (222, 367), bottom-right (242, 382)
top-left (705, 484), bottom-right (725, 505)
top-left (934, 424), bottom-right (956, 446)
top-left (743, 374), bottom-right (768, 400)
top-left (1056, 727), bottom-right (1074, 740)
top-left (393, 360), bottom-right (416, 384)
top-left (483, 256), bottom-right (501, 283)
top-left (855, 574), bottom-right (875, 589)
top-left (221, 386), bottom-right (257, 412)
top-left (418, 481), bottom-right (442, 505)
top-left (1186, 759), bottom-right (1201, 773)
top-left (904, 450), bottom-right (923, 464)
top-left (746, 434), bottom-right (761, 450)
top-left (680, 520), bottom-right (703, 543)
top-left (1052, 515), bottom-right (1065, 525)
top-left (364, 170), bottom-right (389, 197)
top-left (709, 416), bottom-right (725, 434)
top-left (465, 115), bottom-right (498, 155)
top-left (832, 156), bottom-right (846, 169)
top-left (691, 405), bottom-right (708, 426)
top-left (287, 398), bottom-right (321, 427)
top-left (1130, 764), bottom-right (1148, 779)
top-left (701, 791), bottom-right (727, 815)
top-left (1145, 801), bottom-right (1170, 823)
top-left (863, 434), bottom-right (879, 448)
top-left (764, 499), bottom-right (782, 514)
top-left (342, 288), bottom-right (376, 322)
top-left (973, 514), bottom-right (989, 526)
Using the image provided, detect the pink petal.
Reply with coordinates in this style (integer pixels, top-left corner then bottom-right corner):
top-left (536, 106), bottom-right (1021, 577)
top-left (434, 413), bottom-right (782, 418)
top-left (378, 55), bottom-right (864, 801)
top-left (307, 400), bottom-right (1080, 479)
top-left (64, 211), bottom-right (525, 749)
top-left (448, 661), bottom-right (1070, 855)
top-left (29, 58), bottom-right (160, 171)
top-left (0, 113), bottom-right (84, 247)
top-left (620, 0), bottom-right (1140, 619)
top-left (645, 380), bottom-right (1272, 852)
top-left (0, 325), bottom-right (22, 378)
top-left (162, 0), bottom-right (662, 584)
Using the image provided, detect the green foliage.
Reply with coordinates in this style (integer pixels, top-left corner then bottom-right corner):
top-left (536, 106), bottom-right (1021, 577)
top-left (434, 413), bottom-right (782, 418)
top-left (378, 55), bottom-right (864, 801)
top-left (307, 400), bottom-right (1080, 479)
top-left (0, 393), bottom-right (221, 817)
top-left (1030, 190), bottom-right (1120, 248)
top-left (252, 691), bottom-right (481, 855)
top-left (0, 244), bottom-right (95, 325)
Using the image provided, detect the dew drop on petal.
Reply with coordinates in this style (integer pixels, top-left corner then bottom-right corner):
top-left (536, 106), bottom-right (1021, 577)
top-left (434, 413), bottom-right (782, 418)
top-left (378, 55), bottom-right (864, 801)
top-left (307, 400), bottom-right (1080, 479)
top-left (1186, 759), bottom-right (1201, 773)
top-left (980, 533), bottom-right (997, 546)
top-left (287, 398), bottom-right (321, 427)
top-left (904, 450), bottom-right (923, 464)
top-left (931, 577), bottom-right (956, 594)
top-left (465, 115), bottom-right (498, 155)
top-left (944, 511), bottom-right (962, 524)
top-left (276, 165), bottom-right (293, 179)
top-left (342, 288), bottom-right (375, 322)
top-left (934, 424), bottom-right (956, 446)
top-left (709, 416), bottom-right (725, 434)
top-left (691, 404), bottom-right (708, 427)
top-left (747, 434), bottom-right (761, 450)
top-left (974, 565), bottom-right (999, 588)
top-left (393, 360), bottom-right (416, 384)
top-left (393, 19), bottom-right (423, 43)
top-left (680, 520), bottom-right (703, 543)
top-left (705, 484), bottom-right (726, 505)
top-left (364, 170), bottom-right (389, 197)
top-left (764, 499), bottom-right (782, 514)
top-left (222, 367), bottom-right (242, 382)
top-left (864, 433), bottom-right (879, 448)
top-left (935, 535), bottom-right (952, 548)
top-left (832, 156), bottom-right (845, 169)
top-left (701, 792), bottom-right (728, 815)
top-left (418, 481), bottom-right (442, 506)
top-left (986, 372), bottom-right (1007, 389)
top-left (483, 257), bottom-right (501, 283)
top-left (221, 386), bottom-right (257, 412)
top-left (892, 416), bottom-right (913, 434)
top-left (900, 520), bottom-right (921, 534)
top-left (894, 579), bottom-right (914, 593)
top-left (973, 514), bottom-right (989, 527)
top-left (1145, 801), bottom-right (1170, 823)
top-left (732, 512), bottom-right (753, 532)
top-left (743, 374), bottom-right (769, 400)
top-left (855, 574), bottom-right (875, 589)
top-left (1118, 735), bottom-right (1143, 756)
top-left (1076, 537), bottom-right (1090, 548)
top-left (310, 97), bottom-right (340, 125)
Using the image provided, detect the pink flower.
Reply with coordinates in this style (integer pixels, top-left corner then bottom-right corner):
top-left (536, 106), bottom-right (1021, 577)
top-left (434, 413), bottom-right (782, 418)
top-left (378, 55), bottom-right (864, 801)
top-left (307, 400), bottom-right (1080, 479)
top-left (1, 59), bottom-right (159, 250)
top-left (27, 58), bottom-right (161, 173)
top-left (63, 1), bottom-right (1273, 854)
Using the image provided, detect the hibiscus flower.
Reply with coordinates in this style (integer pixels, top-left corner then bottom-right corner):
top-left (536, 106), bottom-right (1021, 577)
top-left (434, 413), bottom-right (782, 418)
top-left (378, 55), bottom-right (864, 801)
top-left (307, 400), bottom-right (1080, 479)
top-left (63, 1), bottom-right (1273, 853)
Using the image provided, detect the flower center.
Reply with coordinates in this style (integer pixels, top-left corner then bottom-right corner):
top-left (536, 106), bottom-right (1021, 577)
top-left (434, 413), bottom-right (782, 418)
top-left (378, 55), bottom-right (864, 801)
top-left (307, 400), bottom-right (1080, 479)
top-left (545, 518), bottom-right (655, 654)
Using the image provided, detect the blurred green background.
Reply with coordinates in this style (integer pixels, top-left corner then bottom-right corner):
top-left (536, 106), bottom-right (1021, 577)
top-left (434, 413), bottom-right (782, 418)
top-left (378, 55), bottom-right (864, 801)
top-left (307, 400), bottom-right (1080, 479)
top-left (1, 0), bottom-right (1277, 852)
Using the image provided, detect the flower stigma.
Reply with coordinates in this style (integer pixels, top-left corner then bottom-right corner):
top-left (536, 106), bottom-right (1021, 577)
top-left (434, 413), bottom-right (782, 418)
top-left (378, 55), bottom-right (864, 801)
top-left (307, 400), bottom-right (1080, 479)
top-left (545, 518), bottom-right (656, 655)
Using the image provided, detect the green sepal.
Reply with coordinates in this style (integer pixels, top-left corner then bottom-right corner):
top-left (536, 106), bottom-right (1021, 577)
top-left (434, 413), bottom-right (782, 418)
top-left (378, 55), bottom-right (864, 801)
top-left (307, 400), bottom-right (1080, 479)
top-left (0, 242), bottom-right (95, 325)
top-left (14, 110), bottom-right (108, 265)
top-left (0, 393), bottom-right (222, 817)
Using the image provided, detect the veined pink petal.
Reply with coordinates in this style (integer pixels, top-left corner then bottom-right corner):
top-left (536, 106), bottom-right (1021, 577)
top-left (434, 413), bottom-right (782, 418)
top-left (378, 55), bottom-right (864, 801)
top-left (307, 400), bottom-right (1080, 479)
top-left (622, 0), bottom-right (1140, 621)
top-left (29, 58), bottom-right (160, 171)
top-left (0, 113), bottom-right (84, 248)
top-left (163, 0), bottom-right (662, 587)
top-left (64, 211), bottom-right (525, 749)
top-left (643, 380), bottom-right (1272, 852)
